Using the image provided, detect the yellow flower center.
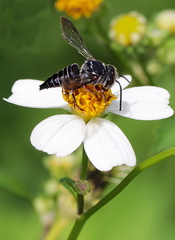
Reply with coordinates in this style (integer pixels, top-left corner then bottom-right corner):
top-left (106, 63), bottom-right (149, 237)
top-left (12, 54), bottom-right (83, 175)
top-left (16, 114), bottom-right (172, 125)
top-left (109, 12), bottom-right (146, 46)
top-left (62, 84), bottom-right (116, 122)
top-left (55, 0), bottom-right (103, 20)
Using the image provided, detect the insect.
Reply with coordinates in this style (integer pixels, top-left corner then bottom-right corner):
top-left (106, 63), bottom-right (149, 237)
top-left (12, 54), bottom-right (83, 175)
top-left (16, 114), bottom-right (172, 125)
top-left (39, 17), bottom-right (129, 110)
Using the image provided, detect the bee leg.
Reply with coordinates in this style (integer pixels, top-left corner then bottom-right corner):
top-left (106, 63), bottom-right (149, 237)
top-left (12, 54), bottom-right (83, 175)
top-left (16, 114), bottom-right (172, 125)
top-left (83, 84), bottom-right (94, 92)
top-left (94, 85), bottom-right (107, 102)
top-left (71, 90), bottom-right (84, 111)
top-left (101, 91), bottom-right (107, 102)
top-left (83, 84), bottom-right (99, 99)
top-left (62, 89), bottom-right (78, 109)
top-left (69, 90), bottom-right (77, 108)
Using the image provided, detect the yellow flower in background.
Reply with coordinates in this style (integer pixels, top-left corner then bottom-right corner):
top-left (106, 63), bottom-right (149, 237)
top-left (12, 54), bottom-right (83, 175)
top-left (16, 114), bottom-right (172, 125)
top-left (155, 10), bottom-right (175, 33)
top-left (55, 0), bottom-right (103, 19)
top-left (43, 154), bottom-right (77, 179)
top-left (109, 12), bottom-right (146, 46)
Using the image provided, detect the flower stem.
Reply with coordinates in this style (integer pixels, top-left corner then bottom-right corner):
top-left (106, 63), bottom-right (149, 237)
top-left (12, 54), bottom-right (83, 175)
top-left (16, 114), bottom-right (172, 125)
top-left (80, 147), bottom-right (89, 180)
top-left (67, 147), bottom-right (175, 240)
top-left (77, 147), bottom-right (89, 215)
top-left (43, 217), bottom-right (67, 240)
top-left (139, 60), bottom-right (155, 86)
top-left (131, 48), bottom-right (155, 86)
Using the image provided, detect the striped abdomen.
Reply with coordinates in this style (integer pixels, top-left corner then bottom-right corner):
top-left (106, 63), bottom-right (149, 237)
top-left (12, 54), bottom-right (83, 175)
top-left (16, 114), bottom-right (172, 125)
top-left (39, 63), bottom-right (80, 90)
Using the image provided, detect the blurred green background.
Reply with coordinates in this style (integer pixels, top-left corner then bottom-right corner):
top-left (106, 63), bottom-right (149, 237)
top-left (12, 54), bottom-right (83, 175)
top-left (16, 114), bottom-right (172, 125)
top-left (1, 0), bottom-right (175, 239)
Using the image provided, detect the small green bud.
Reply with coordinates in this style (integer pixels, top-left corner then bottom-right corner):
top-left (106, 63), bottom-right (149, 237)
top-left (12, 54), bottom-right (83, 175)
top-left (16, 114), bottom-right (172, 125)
top-left (74, 180), bottom-right (91, 195)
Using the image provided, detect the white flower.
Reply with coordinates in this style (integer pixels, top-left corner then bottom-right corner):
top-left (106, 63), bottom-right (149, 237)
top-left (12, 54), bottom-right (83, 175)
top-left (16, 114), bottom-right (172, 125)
top-left (155, 10), bottom-right (175, 34)
top-left (4, 76), bottom-right (174, 171)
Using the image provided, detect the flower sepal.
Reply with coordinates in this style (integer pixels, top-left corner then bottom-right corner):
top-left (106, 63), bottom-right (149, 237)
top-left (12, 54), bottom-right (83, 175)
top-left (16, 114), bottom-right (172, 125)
top-left (60, 177), bottom-right (91, 197)
top-left (59, 177), bottom-right (77, 199)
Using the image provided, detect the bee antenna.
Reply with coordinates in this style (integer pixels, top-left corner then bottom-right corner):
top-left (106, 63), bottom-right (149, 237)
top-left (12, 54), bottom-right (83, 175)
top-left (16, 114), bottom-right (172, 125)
top-left (118, 74), bottom-right (131, 83)
top-left (116, 80), bottom-right (122, 111)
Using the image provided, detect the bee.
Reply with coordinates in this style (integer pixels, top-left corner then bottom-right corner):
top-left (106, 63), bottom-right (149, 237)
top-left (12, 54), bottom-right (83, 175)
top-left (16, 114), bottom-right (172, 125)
top-left (40, 17), bottom-right (129, 110)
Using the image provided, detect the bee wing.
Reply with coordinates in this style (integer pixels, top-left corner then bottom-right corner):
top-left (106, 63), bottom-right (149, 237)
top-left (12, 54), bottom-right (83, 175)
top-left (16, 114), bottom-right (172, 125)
top-left (62, 77), bottom-right (94, 90)
top-left (60, 17), bottom-right (94, 60)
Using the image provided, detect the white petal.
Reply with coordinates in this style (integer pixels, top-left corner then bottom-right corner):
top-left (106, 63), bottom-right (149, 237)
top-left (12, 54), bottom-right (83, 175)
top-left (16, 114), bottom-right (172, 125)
top-left (107, 86), bottom-right (174, 120)
top-left (84, 118), bottom-right (136, 171)
top-left (3, 79), bottom-right (67, 109)
top-left (111, 75), bottom-right (132, 94)
top-left (30, 115), bottom-right (86, 156)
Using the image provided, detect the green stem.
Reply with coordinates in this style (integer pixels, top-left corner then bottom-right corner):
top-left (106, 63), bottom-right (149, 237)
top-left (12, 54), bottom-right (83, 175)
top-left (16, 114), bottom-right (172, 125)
top-left (131, 48), bottom-right (155, 86)
top-left (77, 147), bottom-right (89, 215)
top-left (67, 147), bottom-right (175, 240)
top-left (80, 147), bottom-right (89, 180)
top-left (43, 217), bottom-right (67, 240)
top-left (139, 60), bottom-right (155, 86)
top-left (43, 149), bottom-right (89, 240)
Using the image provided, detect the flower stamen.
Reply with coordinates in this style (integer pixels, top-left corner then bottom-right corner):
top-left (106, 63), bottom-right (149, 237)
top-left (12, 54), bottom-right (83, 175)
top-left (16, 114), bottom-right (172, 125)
top-left (62, 84), bottom-right (116, 122)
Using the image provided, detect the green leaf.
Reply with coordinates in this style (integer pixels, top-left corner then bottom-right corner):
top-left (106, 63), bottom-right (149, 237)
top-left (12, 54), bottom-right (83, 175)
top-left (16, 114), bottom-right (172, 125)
top-left (59, 178), bottom-right (91, 196)
top-left (0, 170), bottom-right (31, 201)
top-left (59, 177), bottom-right (77, 199)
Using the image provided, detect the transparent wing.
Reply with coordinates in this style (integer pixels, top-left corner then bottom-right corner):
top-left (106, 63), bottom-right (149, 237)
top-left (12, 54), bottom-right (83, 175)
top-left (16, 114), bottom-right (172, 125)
top-left (60, 17), bottom-right (94, 60)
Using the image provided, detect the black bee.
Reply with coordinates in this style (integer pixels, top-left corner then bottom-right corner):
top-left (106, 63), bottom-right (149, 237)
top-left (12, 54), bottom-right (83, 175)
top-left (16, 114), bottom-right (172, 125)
top-left (40, 17), bottom-right (129, 110)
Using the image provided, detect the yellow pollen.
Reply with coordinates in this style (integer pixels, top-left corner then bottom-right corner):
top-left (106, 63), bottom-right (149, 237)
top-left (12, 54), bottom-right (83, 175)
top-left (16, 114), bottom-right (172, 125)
top-left (62, 84), bottom-right (116, 122)
top-left (55, 0), bottom-right (103, 20)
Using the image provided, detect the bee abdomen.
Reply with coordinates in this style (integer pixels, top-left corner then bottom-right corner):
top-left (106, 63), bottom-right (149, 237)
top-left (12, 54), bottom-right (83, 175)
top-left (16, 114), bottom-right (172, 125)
top-left (39, 72), bottom-right (62, 90)
top-left (39, 63), bottom-right (80, 90)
